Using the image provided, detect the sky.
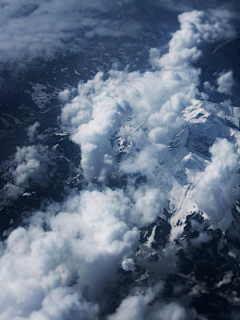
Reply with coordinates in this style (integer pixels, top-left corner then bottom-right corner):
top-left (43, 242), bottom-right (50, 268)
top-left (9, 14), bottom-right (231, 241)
top-left (0, 1), bottom-right (240, 319)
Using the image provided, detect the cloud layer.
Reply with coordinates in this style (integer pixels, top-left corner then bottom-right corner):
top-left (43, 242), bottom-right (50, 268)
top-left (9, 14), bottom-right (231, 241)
top-left (216, 70), bottom-right (236, 95)
top-left (1, 0), bottom-right (238, 69)
top-left (0, 0), bottom-right (140, 66)
top-left (0, 6), bottom-right (239, 320)
top-left (192, 138), bottom-right (239, 228)
top-left (2, 144), bottom-right (54, 200)
top-left (150, 0), bottom-right (240, 12)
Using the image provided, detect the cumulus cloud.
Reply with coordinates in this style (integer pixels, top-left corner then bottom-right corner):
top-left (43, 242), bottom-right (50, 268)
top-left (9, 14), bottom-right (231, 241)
top-left (12, 145), bottom-right (51, 186)
top-left (107, 283), bottom-right (163, 320)
top-left (3, 144), bottom-right (54, 200)
top-left (60, 9), bottom-right (238, 230)
top-left (27, 121), bottom-right (40, 142)
top-left (203, 81), bottom-right (215, 92)
top-left (58, 89), bottom-right (74, 103)
top-left (107, 283), bottom-right (193, 320)
top-left (107, 290), bottom-right (155, 320)
top-left (61, 51), bottom-right (201, 183)
top-left (156, 10), bottom-right (236, 67)
top-left (216, 70), bottom-right (236, 95)
top-left (192, 138), bottom-right (239, 228)
top-left (0, 188), bottom-right (139, 319)
top-left (147, 302), bottom-right (190, 320)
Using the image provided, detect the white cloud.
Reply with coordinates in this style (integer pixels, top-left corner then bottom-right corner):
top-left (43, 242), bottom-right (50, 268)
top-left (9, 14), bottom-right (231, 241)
top-left (158, 10), bottom-right (236, 67)
top-left (192, 138), bottom-right (239, 229)
top-left (0, 0), bottom-right (141, 66)
top-left (12, 145), bottom-right (50, 187)
top-left (58, 89), bottom-right (73, 103)
top-left (107, 294), bottom-right (147, 320)
top-left (107, 283), bottom-right (191, 320)
top-left (147, 302), bottom-right (188, 320)
top-left (2, 144), bottom-right (54, 200)
top-left (107, 283), bottom-right (164, 320)
top-left (60, 9), bottom-right (238, 235)
top-left (216, 70), bottom-right (236, 95)
top-left (203, 81), bottom-right (215, 92)
top-left (59, 9), bottom-right (239, 236)
top-left (27, 122), bottom-right (40, 142)
top-left (61, 62), bottom-right (199, 183)
top-left (0, 188), bottom-right (139, 319)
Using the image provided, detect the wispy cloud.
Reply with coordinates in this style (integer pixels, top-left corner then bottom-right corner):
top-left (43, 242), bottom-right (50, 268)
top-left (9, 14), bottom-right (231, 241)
top-left (0, 0), bottom-right (141, 66)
